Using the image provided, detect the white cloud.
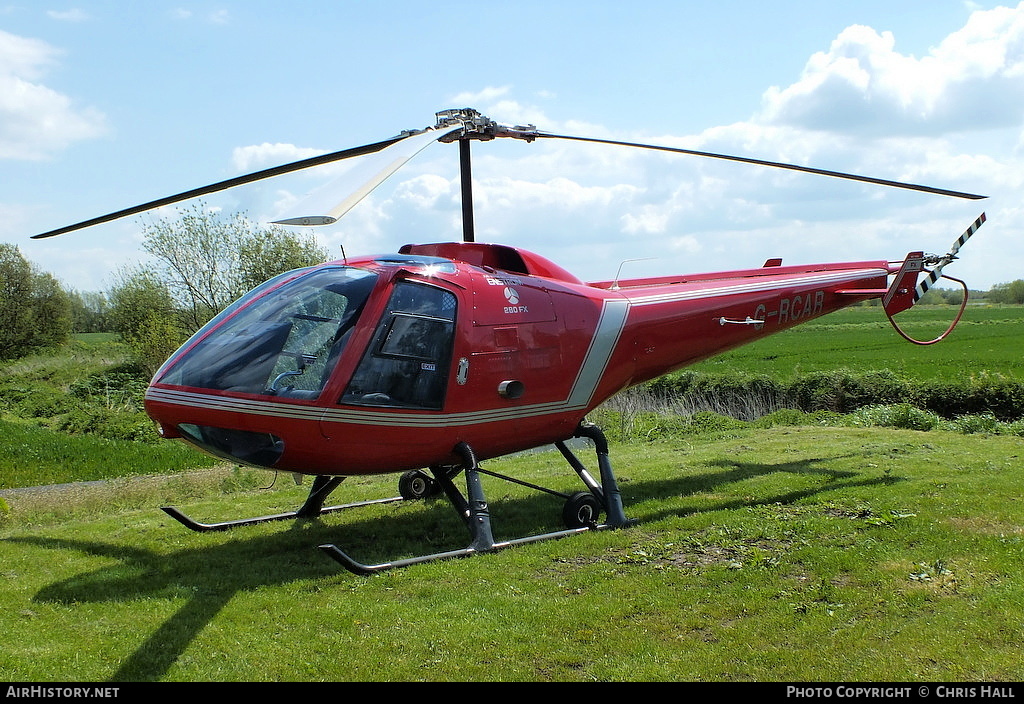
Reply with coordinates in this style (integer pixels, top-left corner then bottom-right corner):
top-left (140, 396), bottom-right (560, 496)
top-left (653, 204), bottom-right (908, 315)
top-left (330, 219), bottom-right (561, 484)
top-left (231, 142), bottom-right (326, 172)
top-left (0, 29), bottom-right (56, 80)
top-left (393, 173), bottom-right (454, 209)
top-left (447, 86), bottom-right (512, 106)
top-left (0, 29), bottom-right (106, 160)
top-left (46, 9), bottom-right (89, 22)
top-left (169, 7), bottom-right (230, 24)
top-left (758, 3), bottom-right (1024, 136)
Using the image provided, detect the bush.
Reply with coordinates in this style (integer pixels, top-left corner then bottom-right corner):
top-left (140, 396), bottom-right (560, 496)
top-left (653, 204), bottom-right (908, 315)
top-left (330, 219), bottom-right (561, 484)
top-left (70, 371), bottom-right (149, 411)
top-left (647, 371), bottom-right (788, 420)
top-left (915, 381), bottom-right (1024, 421)
top-left (845, 404), bottom-right (940, 431)
top-left (641, 370), bottom-right (1024, 422)
top-left (107, 268), bottom-right (186, 375)
top-left (51, 406), bottom-right (158, 443)
top-left (787, 369), bottom-right (910, 414)
top-left (949, 413), bottom-right (1001, 435)
top-left (11, 388), bottom-right (80, 418)
top-left (684, 411), bottom-right (747, 434)
top-left (1003, 420), bottom-right (1024, 437)
top-left (126, 313), bottom-right (186, 377)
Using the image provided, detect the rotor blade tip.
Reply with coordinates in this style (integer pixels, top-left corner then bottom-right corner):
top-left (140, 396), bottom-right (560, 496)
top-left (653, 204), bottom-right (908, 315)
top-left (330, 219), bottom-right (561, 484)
top-left (272, 216), bottom-right (337, 226)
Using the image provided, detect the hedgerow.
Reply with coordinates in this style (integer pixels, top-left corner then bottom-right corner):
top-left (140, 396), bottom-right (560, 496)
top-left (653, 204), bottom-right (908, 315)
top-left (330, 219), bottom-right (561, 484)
top-left (645, 369), bottom-right (1024, 421)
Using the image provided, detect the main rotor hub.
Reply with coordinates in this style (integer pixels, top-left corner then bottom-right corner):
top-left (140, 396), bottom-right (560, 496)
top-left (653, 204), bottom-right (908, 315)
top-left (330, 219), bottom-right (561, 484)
top-left (433, 107), bottom-right (538, 143)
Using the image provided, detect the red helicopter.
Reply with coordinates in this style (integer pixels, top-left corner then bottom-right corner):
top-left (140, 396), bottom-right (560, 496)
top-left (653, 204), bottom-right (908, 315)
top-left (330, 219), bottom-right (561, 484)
top-left (33, 108), bottom-right (987, 574)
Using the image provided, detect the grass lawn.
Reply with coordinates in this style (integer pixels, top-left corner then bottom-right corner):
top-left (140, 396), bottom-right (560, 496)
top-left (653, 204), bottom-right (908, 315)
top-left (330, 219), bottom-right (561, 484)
top-left (2, 424), bottom-right (1022, 682)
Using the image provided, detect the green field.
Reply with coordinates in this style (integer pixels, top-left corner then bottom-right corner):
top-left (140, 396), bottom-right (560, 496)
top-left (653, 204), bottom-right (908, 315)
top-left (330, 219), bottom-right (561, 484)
top-left (690, 304), bottom-right (1024, 382)
top-left (0, 335), bottom-right (218, 491)
top-left (0, 417), bottom-right (217, 490)
top-left (2, 425), bottom-right (1023, 682)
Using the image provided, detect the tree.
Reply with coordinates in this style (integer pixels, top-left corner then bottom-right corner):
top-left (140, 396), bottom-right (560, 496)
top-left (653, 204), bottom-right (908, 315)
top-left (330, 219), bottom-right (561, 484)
top-left (68, 290), bottom-right (112, 333)
top-left (0, 244), bottom-right (34, 357)
top-left (110, 204), bottom-right (328, 373)
top-left (0, 244), bottom-right (72, 359)
top-left (916, 286), bottom-right (966, 306)
top-left (107, 266), bottom-right (184, 375)
top-left (140, 203), bottom-right (328, 330)
top-left (29, 271), bottom-right (72, 350)
top-left (987, 280), bottom-right (1024, 305)
top-left (238, 227), bottom-right (333, 293)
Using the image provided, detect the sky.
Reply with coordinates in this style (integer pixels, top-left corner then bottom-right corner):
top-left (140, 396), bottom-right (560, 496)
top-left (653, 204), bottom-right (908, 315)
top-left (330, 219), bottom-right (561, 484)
top-left (1, 1), bottom-right (1021, 293)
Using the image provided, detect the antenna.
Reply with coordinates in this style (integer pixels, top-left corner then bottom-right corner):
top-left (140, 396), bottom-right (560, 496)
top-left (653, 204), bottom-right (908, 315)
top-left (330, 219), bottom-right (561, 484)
top-left (610, 258), bottom-right (657, 290)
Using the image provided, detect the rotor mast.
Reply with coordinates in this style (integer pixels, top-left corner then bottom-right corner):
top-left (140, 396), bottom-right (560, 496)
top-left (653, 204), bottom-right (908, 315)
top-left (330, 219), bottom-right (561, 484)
top-left (459, 140), bottom-right (475, 242)
top-left (433, 108), bottom-right (538, 242)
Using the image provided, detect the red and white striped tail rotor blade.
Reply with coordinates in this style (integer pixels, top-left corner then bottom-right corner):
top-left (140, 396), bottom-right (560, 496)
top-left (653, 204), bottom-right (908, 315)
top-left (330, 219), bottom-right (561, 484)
top-left (915, 212), bottom-right (987, 301)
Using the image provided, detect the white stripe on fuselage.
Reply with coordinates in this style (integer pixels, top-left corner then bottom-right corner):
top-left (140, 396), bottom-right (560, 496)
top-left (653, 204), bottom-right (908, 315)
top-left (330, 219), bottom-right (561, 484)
top-left (621, 268), bottom-right (885, 306)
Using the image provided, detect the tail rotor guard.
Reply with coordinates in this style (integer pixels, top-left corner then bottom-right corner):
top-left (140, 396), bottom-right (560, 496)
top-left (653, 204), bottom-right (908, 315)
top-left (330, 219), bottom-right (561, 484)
top-left (883, 213), bottom-right (985, 345)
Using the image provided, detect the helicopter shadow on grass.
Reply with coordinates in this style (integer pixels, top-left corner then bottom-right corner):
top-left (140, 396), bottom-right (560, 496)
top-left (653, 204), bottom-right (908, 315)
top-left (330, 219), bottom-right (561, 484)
top-left (8, 451), bottom-right (901, 682)
top-left (5, 498), bottom-right (471, 682)
top-left (618, 450), bottom-right (905, 524)
top-left (6, 486), bottom-right (590, 683)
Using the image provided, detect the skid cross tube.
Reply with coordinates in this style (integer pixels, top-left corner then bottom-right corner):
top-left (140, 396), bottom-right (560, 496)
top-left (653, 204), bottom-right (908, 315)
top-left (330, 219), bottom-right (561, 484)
top-left (474, 465), bottom-right (576, 500)
top-left (319, 425), bottom-right (634, 575)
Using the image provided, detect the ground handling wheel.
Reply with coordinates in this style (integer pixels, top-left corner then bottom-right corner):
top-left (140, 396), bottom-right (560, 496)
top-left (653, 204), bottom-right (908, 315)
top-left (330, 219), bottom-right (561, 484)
top-left (399, 469), bottom-right (440, 500)
top-left (562, 491), bottom-right (603, 529)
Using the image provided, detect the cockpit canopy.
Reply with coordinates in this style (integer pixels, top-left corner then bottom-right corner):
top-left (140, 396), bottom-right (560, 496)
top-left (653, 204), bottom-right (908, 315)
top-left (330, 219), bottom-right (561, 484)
top-left (154, 260), bottom-right (460, 411)
top-left (157, 266), bottom-right (378, 399)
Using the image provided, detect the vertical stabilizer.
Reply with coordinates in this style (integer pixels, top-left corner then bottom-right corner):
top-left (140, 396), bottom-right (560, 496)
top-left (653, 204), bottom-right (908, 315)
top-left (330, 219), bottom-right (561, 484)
top-left (883, 252), bottom-right (925, 316)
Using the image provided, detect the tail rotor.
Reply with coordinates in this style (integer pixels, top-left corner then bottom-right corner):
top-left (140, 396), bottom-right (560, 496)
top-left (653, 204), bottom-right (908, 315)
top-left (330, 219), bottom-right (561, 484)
top-left (885, 212), bottom-right (986, 345)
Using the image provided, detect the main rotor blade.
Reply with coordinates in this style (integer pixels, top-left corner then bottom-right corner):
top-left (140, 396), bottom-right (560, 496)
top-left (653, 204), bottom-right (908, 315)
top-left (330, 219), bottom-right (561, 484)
top-left (272, 128), bottom-right (457, 226)
top-left (30, 134), bottom-right (410, 239)
top-left (537, 133), bottom-right (988, 201)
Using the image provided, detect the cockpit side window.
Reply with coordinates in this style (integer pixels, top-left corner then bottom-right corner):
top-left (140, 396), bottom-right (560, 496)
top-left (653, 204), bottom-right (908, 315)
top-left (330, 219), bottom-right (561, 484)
top-left (342, 281), bottom-right (457, 409)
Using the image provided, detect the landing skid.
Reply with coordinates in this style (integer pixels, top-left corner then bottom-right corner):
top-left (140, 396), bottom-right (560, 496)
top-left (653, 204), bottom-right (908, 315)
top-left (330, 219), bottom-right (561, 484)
top-left (319, 527), bottom-right (596, 575)
top-left (162, 423), bottom-right (633, 575)
top-left (161, 498), bottom-right (403, 532)
top-left (319, 423), bottom-right (634, 575)
top-left (161, 476), bottom-right (402, 532)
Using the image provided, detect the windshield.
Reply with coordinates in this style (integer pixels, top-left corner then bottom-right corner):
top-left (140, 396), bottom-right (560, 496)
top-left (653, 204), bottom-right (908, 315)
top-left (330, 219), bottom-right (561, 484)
top-left (157, 266), bottom-right (378, 398)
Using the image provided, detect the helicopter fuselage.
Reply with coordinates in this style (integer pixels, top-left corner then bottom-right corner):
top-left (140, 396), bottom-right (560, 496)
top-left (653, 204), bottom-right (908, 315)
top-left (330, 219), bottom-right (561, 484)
top-left (144, 241), bottom-right (891, 476)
